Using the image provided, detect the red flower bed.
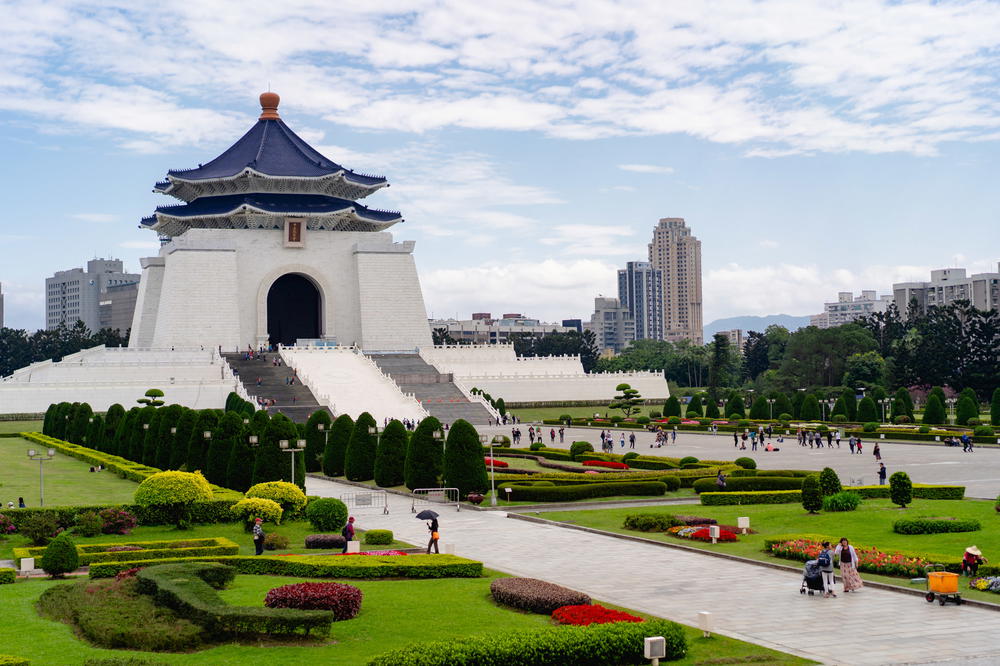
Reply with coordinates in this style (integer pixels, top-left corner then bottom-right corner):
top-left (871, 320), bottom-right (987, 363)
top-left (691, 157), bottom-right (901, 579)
top-left (769, 538), bottom-right (932, 577)
top-left (328, 550), bottom-right (408, 556)
top-left (582, 460), bottom-right (629, 470)
top-left (552, 604), bottom-right (644, 626)
top-left (667, 525), bottom-right (738, 542)
top-left (264, 582), bottom-right (362, 620)
top-left (484, 458), bottom-right (509, 468)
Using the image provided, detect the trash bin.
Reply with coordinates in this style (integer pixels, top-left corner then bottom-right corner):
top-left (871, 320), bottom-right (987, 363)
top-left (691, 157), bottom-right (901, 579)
top-left (928, 571), bottom-right (958, 594)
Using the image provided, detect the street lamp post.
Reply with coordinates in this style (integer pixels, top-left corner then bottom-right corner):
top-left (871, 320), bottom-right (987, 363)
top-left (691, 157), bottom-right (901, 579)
top-left (27, 448), bottom-right (56, 506)
top-left (880, 398), bottom-right (892, 423)
top-left (482, 434), bottom-right (497, 505)
top-left (279, 439), bottom-right (307, 483)
top-left (946, 398), bottom-right (957, 424)
top-left (766, 398), bottom-right (775, 420)
top-left (318, 422), bottom-right (329, 457)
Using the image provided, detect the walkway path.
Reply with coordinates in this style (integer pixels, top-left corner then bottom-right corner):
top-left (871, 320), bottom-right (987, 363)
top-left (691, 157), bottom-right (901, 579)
top-left (308, 476), bottom-right (1000, 666)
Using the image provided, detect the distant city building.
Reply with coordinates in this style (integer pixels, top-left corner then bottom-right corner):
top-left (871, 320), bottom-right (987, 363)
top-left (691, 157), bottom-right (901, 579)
top-left (45, 258), bottom-right (140, 332)
top-left (99, 281), bottom-right (140, 334)
top-left (430, 314), bottom-right (573, 345)
top-left (810, 290), bottom-right (893, 329)
top-left (617, 260), bottom-right (663, 341)
top-left (584, 297), bottom-right (635, 354)
top-left (716, 328), bottom-right (745, 351)
top-left (561, 318), bottom-right (582, 332)
top-left (893, 264), bottom-right (1000, 317)
top-left (648, 217), bottom-right (703, 345)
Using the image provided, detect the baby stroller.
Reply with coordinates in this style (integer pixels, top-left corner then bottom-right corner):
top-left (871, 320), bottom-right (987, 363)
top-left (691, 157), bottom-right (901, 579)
top-left (800, 560), bottom-right (824, 595)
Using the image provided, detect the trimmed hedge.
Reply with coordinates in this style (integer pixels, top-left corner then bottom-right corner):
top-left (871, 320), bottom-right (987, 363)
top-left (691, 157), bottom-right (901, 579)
top-left (2, 500), bottom-right (241, 532)
top-left (136, 562), bottom-right (331, 636)
top-left (701, 483), bottom-right (965, 505)
top-left (13, 537), bottom-right (239, 568)
top-left (701, 490), bottom-right (802, 506)
top-left (0, 568), bottom-right (16, 584)
top-left (504, 481), bottom-right (667, 502)
top-left (0, 656), bottom-right (29, 666)
top-left (367, 619), bottom-right (687, 666)
top-left (363, 529), bottom-right (394, 545)
top-left (848, 484), bottom-right (965, 500)
top-left (304, 534), bottom-right (346, 550)
top-left (622, 513), bottom-right (682, 532)
top-left (490, 577), bottom-right (590, 614)
top-left (692, 476), bottom-right (803, 494)
top-left (893, 518), bottom-right (981, 534)
top-left (89, 554), bottom-right (483, 579)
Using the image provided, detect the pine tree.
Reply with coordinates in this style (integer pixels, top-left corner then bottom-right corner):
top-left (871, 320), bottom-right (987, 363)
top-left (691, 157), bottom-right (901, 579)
top-left (704, 399), bottom-right (720, 418)
top-left (726, 391), bottom-right (745, 418)
top-left (857, 397), bottom-right (878, 423)
top-left (955, 395), bottom-right (978, 426)
top-left (841, 388), bottom-right (857, 421)
top-left (790, 391), bottom-right (805, 419)
top-left (374, 419), bottom-right (408, 487)
top-left (890, 387), bottom-right (912, 421)
top-left (154, 404), bottom-right (183, 470)
top-left (169, 408), bottom-right (198, 469)
top-left (818, 467), bottom-right (842, 496)
top-left (85, 414), bottom-right (104, 451)
top-left (748, 396), bottom-right (769, 420)
top-left (799, 394), bottom-right (821, 421)
top-left (929, 386), bottom-right (947, 408)
top-left (899, 387), bottom-right (914, 418)
top-left (405, 416), bottom-right (444, 491)
top-left (304, 410), bottom-right (332, 473)
top-left (992, 387), bottom-right (1000, 427)
top-left (922, 394), bottom-right (946, 425)
top-left (253, 413), bottom-right (297, 485)
top-left (141, 409), bottom-right (163, 465)
top-left (323, 414), bottom-right (353, 477)
top-left (662, 396), bottom-right (681, 418)
top-left (831, 396), bottom-right (847, 420)
top-left (102, 404), bottom-right (126, 453)
top-left (68, 402), bottom-right (93, 445)
top-left (774, 393), bottom-right (794, 420)
top-left (345, 412), bottom-right (378, 481)
top-left (801, 474), bottom-right (822, 513)
top-left (443, 419), bottom-right (488, 498)
top-left (207, 411), bottom-right (242, 486)
top-left (185, 409), bottom-right (219, 473)
top-left (687, 394), bottom-right (704, 416)
top-left (889, 471), bottom-right (912, 508)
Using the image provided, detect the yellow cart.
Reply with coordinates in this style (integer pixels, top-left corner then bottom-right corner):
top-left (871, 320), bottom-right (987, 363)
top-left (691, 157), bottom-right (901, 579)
top-left (924, 565), bottom-right (962, 606)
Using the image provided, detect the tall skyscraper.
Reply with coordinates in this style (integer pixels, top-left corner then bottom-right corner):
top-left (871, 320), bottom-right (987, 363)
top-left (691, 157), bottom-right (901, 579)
top-left (617, 260), bottom-right (663, 341)
top-left (45, 258), bottom-right (140, 332)
top-left (648, 217), bottom-right (703, 345)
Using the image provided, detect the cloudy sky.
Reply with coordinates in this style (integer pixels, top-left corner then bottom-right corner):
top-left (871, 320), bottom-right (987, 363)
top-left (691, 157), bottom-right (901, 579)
top-left (2, 0), bottom-right (999, 331)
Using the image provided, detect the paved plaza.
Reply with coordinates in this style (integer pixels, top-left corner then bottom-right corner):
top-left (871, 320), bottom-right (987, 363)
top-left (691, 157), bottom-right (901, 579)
top-left (485, 425), bottom-right (1000, 499)
top-left (308, 476), bottom-right (1000, 666)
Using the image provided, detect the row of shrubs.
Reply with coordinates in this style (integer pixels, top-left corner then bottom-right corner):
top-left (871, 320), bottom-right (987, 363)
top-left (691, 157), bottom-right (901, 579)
top-left (621, 513), bottom-right (717, 532)
top-left (692, 476), bottom-right (804, 494)
top-left (700, 483), bottom-right (966, 506)
top-left (893, 518), bottom-right (981, 534)
top-left (503, 481), bottom-right (670, 502)
top-left (13, 537), bottom-right (240, 567)
top-left (89, 554), bottom-right (483, 579)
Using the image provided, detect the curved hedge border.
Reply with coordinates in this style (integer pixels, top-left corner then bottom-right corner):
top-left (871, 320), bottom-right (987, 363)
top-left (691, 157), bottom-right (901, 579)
top-left (367, 619), bottom-right (687, 666)
top-left (893, 518), bottom-right (981, 534)
top-left (504, 481), bottom-right (667, 502)
top-left (89, 554), bottom-right (483, 579)
top-left (13, 537), bottom-right (240, 568)
top-left (701, 483), bottom-right (966, 505)
top-left (692, 476), bottom-right (803, 494)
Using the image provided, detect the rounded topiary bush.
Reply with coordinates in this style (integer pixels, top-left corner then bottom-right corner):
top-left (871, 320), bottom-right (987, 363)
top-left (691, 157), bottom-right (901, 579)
top-left (974, 425), bottom-right (995, 436)
top-left (134, 470), bottom-right (214, 527)
top-left (363, 529), bottom-right (393, 545)
top-left (558, 414), bottom-right (572, 421)
top-left (666, 416), bottom-right (681, 425)
top-left (778, 413), bottom-right (793, 421)
top-left (919, 425), bottom-right (931, 433)
top-left (833, 414), bottom-right (847, 423)
top-left (569, 441), bottom-right (594, 459)
top-left (622, 452), bottom-right (639, 463)
top-left (890, 471), bottom-right (913, 508)
top-left (685, 411), bottom-right (700, 418)
top-left (649, 410), bottom-right (661, 419)
top-left (894, 415), bottom-right (911, 424)
top-left (265, 581), bottom-right (363, 620)
top-left (822, 491), bottom-right (861, 512)
top-left (636, 416), bottom-right (650, 425)
top-left (231, 497), bottom-right (283, 530)
top-left (862, 422), bottom-right (879, 433)
top-left (967, 418), bottom-right (981, 427)
top-left (734, 457), bottom-right (756, 470)
top-left (41, 533), bottom-right (79, 578)
top-left (529, 441), bottom-right (545, 451)
top-left (305, 497), bottom-right (349, 532)
top-left (609, 416), bottom-right (623, 424)
top-left (679, 456), bottom-right (699, 466)
top-left (246, 481), bottom-right (308, 515)
top-left (305, 534), bottom-right (347, 549)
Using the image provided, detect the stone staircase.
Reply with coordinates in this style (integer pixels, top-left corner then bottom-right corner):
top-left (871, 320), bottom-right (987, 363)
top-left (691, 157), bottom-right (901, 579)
top-left (222, 352), bottom-right (328, 423)
top-left (366, 353), bottom-right (493, 425)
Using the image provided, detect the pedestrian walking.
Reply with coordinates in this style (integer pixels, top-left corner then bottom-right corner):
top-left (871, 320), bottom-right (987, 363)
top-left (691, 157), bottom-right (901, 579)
top-left (341, 516), bottom-right (356, 553)
top-left (878, 462), bottom-right (887, 485)
top-left (559, 427), bottom-right (565, 443)
top-left (848, 436), bottom-right (855, 454)
top-left (427, 516), bottom-right (440, 554)
top-left (733, 431), bottom-right (739, 447)
top-left (629, 432), bottom-right (636, 449)
top-left (619, 433), bottom-right (626, 449)
top-left (856, 438), bottom-right (863, 455)
top-left (671, 428), bottom-right (677, 443)
top-left (252, 518), bottom-right (266, 556)
top-left (835, 537), bottom-right (864, 592)
top-left (835, 432), bottom-right (841, 448)
top-left (715, 471), bottom-right (727, 490)
top-left (819, 541), bottom-right (837, 598)
top-left (873, 443), bottom-right (881, 462)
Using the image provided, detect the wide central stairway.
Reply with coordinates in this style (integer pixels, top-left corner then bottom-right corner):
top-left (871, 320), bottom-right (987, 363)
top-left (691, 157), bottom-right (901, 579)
top-left (222, 353), bottom-right (327, 423)
top-left (367, 354), bottom-right (494, 425)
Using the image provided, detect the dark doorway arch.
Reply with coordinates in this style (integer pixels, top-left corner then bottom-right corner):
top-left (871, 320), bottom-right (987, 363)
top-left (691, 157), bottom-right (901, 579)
top-left (267, 274), bottom-right (321, 346)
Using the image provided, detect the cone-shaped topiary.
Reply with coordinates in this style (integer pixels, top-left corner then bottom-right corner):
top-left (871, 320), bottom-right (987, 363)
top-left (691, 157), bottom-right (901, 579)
top-left (831, 396), bottom-right (847, 420)
top-left (726, 392), bottom-right (745, 418)
top-left (207, 411), bottom-right (243, 486)
top-left (345, 412), bottom-right (378, 481)
top-left (818, 467), bottom-right (842, 496)
top-left (68, 402), bottom-right (93, 446)
top-left (141, 409), bottom-right (163, 466)
top-left (801, 474), bottom-right (822, 514)
top-left (992, 387), bottom-right (1000, 426)
top-left (704, 399), bottom-right (720, 418)
top-left (922, 394), bottom-right (946, 425)
top-left (662, 396), bottom-right (681, 418)
top-left (857, 397), bottom-right (878, 423)
top-left (774, 393), bottom-right (794, 420)
top-left (841, 388), bottom-right (857, 421)
top-left (443, 419), bottom-right (488, 499)
top-left (799, 394), bottom-right (820, 421)
top-left (748, 396), bottom-right (769, 420)
top-left (154, 404), bottom-right (183, 470)
top-left (109, 407), bottom-right (137, 457)
top-left (323, 414), bottom-right (354, 477)
top-left (305, 410), bottom-right (333, 473)
top-left (405, 416), bottom-right (444, 491)
top-left (42, 402), bottom-right (57, 437)
top-left (85, 414), bottom-right (104, 452)
top-left (41, 532), bottom-right (79, 578)
top-left (128, 406), bottom-right (156, 462)
top-left (687, 394), bottom-right (703, 416)
top-left (253, 413), bottom-right (298, 485)
top-left (185, 409), bottom-right (219, 473)
top-left (102, 403), bottom-right (126, 454)
top-left (890, 470), bottom-right (912, 508)
top-left (955, 395), bottom-right (978, 426)
top-left (226, 423), bottom-right (256, 493)
top-left (374, 419), bottom-right (408, 488)
top-left (169, 408), bottom-right (197, 469)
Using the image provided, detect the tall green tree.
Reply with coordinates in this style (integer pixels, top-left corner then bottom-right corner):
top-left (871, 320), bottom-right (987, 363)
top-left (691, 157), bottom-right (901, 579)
top-left (841, 388), bottom-right (858, 421)
top-left (955, 395), bottom-right (978, 426)
top-left (185, 409), bottom-right (219, 473)
top-left (662, 396), bottom-right (681, 418)
top-left (443, 419), bottom-right (488, 498)
top-left (725, 391), bottom-right (745, 418)
top-left (141, 409), bottom-right (163, 466)
top-left (776, 324), bottom-right (876, 388)
top-left (774, 392), bottom-right (794, 419)
top-left (704, 398), bottom-right (720, 418)
top-left (253, 413), bottom-right (297, 485)
top-left (922, 394), bottom-right (946, 425)
top-left (154, 404), bottom-right (183, 470)
top-left (374, 419), bottom-right (408, 487)
top-left (707, 333), bottom-right (733, 401)
top-left (857, 396), bottom-right (878, 422)
top-left (791, 391), bottom-right (805, 419)
top-left (85, 414), bottom-right (104, 451)
top-left (890, 387), bottom-right (913, 421)
top-left (207, 411), bottom-right (242, 486)
top-left (169, 408), bottom-right (197, 469)
top-left (345, 412), bottom-right (378, 482)
top-left (323, 414), bottom-right (353, 477)
top-left (799, 394), bottom-right (821, 421)
top-left (67, 402), bottom-right (93, 445)
top-left (50, 402), bottom-right (72, 440)
top-left (748, 396), bottom-right (769, 420)
top-left (304, 410), bottom-right (333, 473)
top-left (110, 407), bottom-right (139, 457)
top-left (687, 394), bottom-right (704, 416)
top-left (609, 383), bottom-right (643, 418)
top-left (128, 407), bottom-right (156, 462)
top-left (830, 396), bottom-right (847, 419)
top-left (226, 425), bottom-right (256, 493)
top-left (991, 387), bottom-right (1000, 426)
top-left (102, 404), bottom-right (126, 453)
top-left (842, 351), bottom-right (887, 387)
top-left (405, 416), bottom-right (444, 491)
top-left (741, 330), bottom-right (771, 381)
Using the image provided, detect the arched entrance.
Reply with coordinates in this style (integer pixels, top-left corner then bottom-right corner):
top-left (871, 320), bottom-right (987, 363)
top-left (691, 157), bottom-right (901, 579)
top-left (267, 274), bottom-right (321, 346)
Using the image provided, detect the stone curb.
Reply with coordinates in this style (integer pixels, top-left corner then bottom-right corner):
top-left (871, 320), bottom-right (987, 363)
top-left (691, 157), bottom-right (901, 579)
top-left (506, 512), bottom-right (1000, 612)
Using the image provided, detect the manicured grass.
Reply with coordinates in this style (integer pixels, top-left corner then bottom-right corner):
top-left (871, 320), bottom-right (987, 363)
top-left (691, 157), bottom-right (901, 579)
top-left (542, 498), bottom-right (1000, 603)
top-left (509, 406), bottom-right (662, 422)
top-left (0, 436), bottom-right (138, 508)
top-left (0, 420), bottom-right (42, 434)
top-left (0, 571), bottom-right (812, 665)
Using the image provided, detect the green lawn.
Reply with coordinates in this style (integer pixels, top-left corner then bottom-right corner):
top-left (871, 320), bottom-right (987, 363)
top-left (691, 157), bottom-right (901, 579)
top-left (0, 570), bottom-right (812, 665)
top-left (0, 436), bottom-right (138, 508)
top-left (509, 406), bottom-right (660, 422)
top-left (0, 420), bottom-right (42, 434)
top-left (542, 497), bottom-right (1000, 603)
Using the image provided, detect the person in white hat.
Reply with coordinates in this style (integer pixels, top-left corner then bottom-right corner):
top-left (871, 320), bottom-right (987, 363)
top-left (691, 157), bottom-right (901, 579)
top-left (962, 546), bottom-right (987, 577)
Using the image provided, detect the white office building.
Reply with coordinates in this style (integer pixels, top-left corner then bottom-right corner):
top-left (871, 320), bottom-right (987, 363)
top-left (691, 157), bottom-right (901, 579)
top-left (893, 265), bottom-right (1000, 317)
top-left (810, 290), bottom-right (893, 328)
top-left (45, 259), bottom-right (140, 332)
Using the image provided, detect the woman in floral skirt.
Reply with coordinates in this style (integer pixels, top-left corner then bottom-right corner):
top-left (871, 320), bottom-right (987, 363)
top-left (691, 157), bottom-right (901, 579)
top-left (835, 537), bottom-right (864, 592)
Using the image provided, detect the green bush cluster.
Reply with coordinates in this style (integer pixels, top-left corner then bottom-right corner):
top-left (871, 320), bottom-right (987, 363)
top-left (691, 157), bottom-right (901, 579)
top-left (0, 568), bottom-right (16, 585)
top-left (40, 533), bottom-right (79, 577)
top-left (14, 537), bottom-right (240, 568)
top-left (801, 475), bottom-right (823, 513)
top-left (89, 554), bottom-right (484, 580)
top-left (230, 498), bottom-right (283, 529)
top-left (363, 529), bottom-right (394, 545)
top-left (245, 482), bottom-right (307, 515)
top-left (569, 441), bottom-right (594, 459)
top-left (367, 619), bottom-right (687, 666)
top-left (822, 491), bottom-right (861, 512)
top-left (692, 476), bottom-right (802, 494)
top-left (889, 471), bottom-right (913, 508)
top-left (137, 562), bottom-right (332, 637)
top-left (305, 497), bottom-right (348, 532)
top-left (622, 513), bottom-right (682, 531)
top-left (893, 518), bottom-right (981, 534)
top-left (700, 490), bottom-right (803, 506)
top-left (733, 457), bottom-right (756, 469)
top-left (504, 481), bottom-right (667, 502)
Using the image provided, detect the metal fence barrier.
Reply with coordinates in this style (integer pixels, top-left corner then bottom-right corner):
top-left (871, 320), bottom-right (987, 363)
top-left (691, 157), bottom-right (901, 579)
top-left (340, 489), bottom-right (390, 514)
top-left (411, 487), bottom-right (461, 512)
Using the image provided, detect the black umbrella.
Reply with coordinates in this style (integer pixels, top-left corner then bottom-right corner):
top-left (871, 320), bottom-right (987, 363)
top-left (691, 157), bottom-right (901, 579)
top-left (415, 510), bottom-right (439, 520)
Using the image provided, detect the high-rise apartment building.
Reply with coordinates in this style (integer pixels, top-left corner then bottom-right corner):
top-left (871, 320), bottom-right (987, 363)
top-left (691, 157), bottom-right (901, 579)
top-left (810, 290), bottom-right (893, 329)
top-left (45, 258), bottom-right (140, 332)
top-left (893, 264), bottom-right (1000, 317)
top-left (584, 297), bottom-right (635, 353)
top-left (617, 261), bottom-right (663, 341)
top-left (648, 217), bottom-right (703, 345)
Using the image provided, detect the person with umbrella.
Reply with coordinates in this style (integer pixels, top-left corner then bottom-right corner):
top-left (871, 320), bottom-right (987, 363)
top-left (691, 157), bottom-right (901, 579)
top-left (417, 510), bottom-right (440, 554)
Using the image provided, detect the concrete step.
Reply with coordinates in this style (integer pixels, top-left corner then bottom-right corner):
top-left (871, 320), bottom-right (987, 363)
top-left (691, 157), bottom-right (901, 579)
top-left (367, 353), bottom-right (493, 425)
top-left (222, 353), bottom-right (328, 423)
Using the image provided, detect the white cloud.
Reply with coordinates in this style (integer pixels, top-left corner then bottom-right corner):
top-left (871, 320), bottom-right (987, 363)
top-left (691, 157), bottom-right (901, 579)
top-left (758, 239), bottom-right (779, 249)
top-left (72, 213), bottom-right (117, 223)
top-left (539, 224), bottom-right (641, 256)
top-left (617, 164), bottom-right (675, 174)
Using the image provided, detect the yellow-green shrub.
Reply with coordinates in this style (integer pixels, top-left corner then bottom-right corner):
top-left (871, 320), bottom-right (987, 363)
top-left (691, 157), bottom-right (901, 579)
top-left (231, 498), bottom-right (283, 529)
top-left (246, 482), bottom-right (307, 515)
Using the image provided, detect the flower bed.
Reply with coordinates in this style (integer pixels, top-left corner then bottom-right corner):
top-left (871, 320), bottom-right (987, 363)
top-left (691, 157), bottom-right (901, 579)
top-left (667, 525), bottom-right (738, 542)
top-left (484, 458), bottom-right (509, 468)
top-left (264, 581), bottom-right (362, 620)
top-left (582, 460), bottom-right (629, 470)
top-left (490, 577), bottom-right (591, 614)
top-left (552, 603), bottom-right (643, 626)
top-left (970, 577), bottom-right (1000, 593)
top-left (14, 537), bottom-right (240, 567)
top-left (768, 537), bottom-right (933, 577)
top-left (328, 550), bottom-right (407, 556)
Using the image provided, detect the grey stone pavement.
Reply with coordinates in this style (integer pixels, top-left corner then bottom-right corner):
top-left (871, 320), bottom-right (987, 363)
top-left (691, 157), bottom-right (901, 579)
top-left (307, 476), bottom-right (1000, 666)
top-left (483, 425), bottom-right (1000, 499)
